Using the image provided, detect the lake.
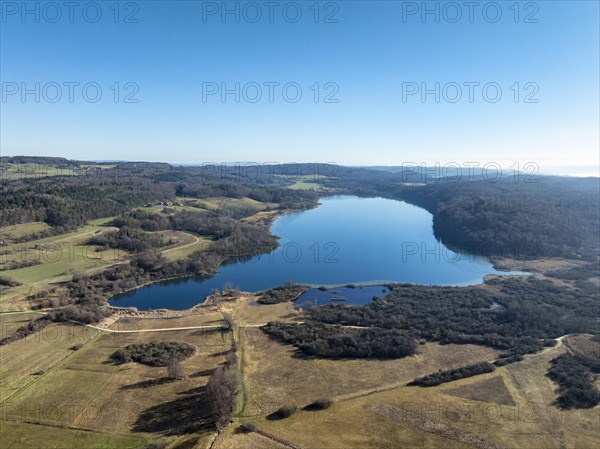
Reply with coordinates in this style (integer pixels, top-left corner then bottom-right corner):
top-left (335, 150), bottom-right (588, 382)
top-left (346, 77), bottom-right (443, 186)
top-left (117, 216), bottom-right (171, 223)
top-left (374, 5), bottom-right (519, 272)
top-left (110, 196), bottom-right (522, 310)
top-left (294, 285), bottom-right (392, 308)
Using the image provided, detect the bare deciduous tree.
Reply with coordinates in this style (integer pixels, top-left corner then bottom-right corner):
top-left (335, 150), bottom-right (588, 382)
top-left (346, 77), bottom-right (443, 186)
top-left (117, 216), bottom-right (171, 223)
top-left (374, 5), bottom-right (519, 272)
top-left (167, 358), bottom-right (185, 380)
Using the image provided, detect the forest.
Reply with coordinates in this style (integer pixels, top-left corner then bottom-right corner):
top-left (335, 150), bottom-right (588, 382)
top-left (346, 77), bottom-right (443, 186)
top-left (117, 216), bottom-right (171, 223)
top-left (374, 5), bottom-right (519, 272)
top-left (262, 321), bottom-right (417, 359)
top-left (0, 160), bottom-right (318, 229)
top-left (324, 168), bottom-right (600, 259)
top-left (266, 277), bottom-right (598, 363)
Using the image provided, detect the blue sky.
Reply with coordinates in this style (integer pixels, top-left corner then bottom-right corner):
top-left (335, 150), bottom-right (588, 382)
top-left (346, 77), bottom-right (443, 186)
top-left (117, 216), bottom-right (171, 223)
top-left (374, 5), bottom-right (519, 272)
top-left (1, 1), bottom-right (598, 173)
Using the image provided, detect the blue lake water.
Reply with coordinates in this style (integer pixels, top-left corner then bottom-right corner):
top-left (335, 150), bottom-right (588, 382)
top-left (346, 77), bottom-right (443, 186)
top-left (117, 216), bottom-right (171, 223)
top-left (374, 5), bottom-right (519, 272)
top-left (110, 196), bottom-right (522, 310)
top-left (294, 286), bottom-right (392, 308)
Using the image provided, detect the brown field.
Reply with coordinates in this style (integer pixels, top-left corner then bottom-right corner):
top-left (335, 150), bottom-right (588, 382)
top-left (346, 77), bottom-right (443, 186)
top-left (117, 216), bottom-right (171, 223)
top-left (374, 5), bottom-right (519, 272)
top-left (241, 326), bottom-right (499, 417)
top-left (109, 312), bottom-right (225, 331)
top-left (0, 421), bottom-right (149, 449)
top-left (2, 327), bottom-right (232, 436)
top-left (564, 334), bottom-right (600, 359)
top-left (490, 257), bottom-right (587, 273)
top-left (3, 249), bottom-right (599, 449)
top-left (0, 322), bottom-right (101, 402)
top-left (444, 375), bottom-right (516, 406)
top-left (215, 428), bottom-right (290, 449)
top-left (220, 296), bottom-right (300, 326)
top-left (213, 297), bottom-right (600, 449)
top-left (249, 343), bottom-right (599, 449)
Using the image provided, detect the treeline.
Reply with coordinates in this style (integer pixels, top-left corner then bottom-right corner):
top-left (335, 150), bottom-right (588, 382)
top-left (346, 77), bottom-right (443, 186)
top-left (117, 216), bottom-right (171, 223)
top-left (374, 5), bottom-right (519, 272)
top-left (113, 208), bottom-right (256, 239)
top-left (408, 362), bottom-right (496, 387)
top-left (0, 315), bottom-right (52, 346)
top-left (204, 349), bottom-right (239, 430)
top-left (547, 352), bottom-right (600, 409)
top-left (262, 321), bottom-right (417, 359)
top-left (111, 341), bottom-right (196, 366)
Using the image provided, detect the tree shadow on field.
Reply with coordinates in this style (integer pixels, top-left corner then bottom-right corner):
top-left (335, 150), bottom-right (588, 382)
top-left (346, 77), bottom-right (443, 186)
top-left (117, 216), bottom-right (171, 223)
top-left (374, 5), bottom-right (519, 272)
top-left (120, 376), bottom-right (175, 390)
top-left (190, 368), bottom-right (215, 378)
top-left (210, 350), bottom-right (229, 357)
top-left (132, 393), bottom-right (215, 434)
top-left (190, 327), bottom-right (222, 336)
top-left (177, 385), bottom-right (207, 395)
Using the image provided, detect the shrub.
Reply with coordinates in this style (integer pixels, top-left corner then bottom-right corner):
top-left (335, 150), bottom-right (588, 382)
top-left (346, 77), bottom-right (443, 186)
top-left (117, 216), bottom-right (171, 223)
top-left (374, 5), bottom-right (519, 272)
top-left (0, 275), bottom-right (21, 287)
top-left (305, 398), bottom-right (334, 411)
top-left (272, 405), bottom-right (298, 419)
top-left (70, 343), bottom-right (84, 351)
top-left (238, 422), bottom-right (257, 433)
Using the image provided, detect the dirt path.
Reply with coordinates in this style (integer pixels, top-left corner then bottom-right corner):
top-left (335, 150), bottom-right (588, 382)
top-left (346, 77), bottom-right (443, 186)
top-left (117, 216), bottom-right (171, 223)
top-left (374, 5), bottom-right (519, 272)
top-left (160, 231), bottom-right (201, 254)
top-left (72, 322), bottom-right (224, 333)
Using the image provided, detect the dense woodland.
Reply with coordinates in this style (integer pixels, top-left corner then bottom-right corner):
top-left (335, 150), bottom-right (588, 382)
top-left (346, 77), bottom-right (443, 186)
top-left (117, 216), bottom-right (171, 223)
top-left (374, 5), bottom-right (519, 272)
top-left (257, 283), bottom-right (308, 304)
top-left (111, 341), bottom-right (196, 366)
top-left (262, 321), bottom-right (417, 359)
top-left (263, 277), bottom-right (598, 367)
top-left (546, 352), bottom-right (600, 409)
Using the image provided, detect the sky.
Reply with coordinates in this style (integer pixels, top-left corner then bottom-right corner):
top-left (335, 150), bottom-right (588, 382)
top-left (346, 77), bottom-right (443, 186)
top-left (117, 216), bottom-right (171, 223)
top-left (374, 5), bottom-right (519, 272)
top-left (1, 1), bottom-right (599, 174)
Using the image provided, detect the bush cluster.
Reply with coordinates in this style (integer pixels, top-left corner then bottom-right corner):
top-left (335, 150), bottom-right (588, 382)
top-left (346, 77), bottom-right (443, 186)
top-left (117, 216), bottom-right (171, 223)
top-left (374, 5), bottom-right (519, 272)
top-left (257, 282), bottom-right (307, 304)
top-left (408, 362), bottom-right (496, 387)
top-left (262, 321), bottom-right (416, 359)
top-left (111, 341), bottom-right (196, 367)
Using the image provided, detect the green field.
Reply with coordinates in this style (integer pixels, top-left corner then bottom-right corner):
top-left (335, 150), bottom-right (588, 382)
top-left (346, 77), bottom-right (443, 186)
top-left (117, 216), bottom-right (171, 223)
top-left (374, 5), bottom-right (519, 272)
top-left (176, 196), bottom-right (276, 210)
top-left (159, 231), bottom-right (213, 261)
top-left (0, 222), bottom-right (51, 244)
top-left (0, 217), bottom-right (124, 283)
top-left (0, 163), bottom-right (115, 181)
top-left (287, 175), bottom-right (331, 191)
top-left (0, 163), bottom-right (81, 180)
